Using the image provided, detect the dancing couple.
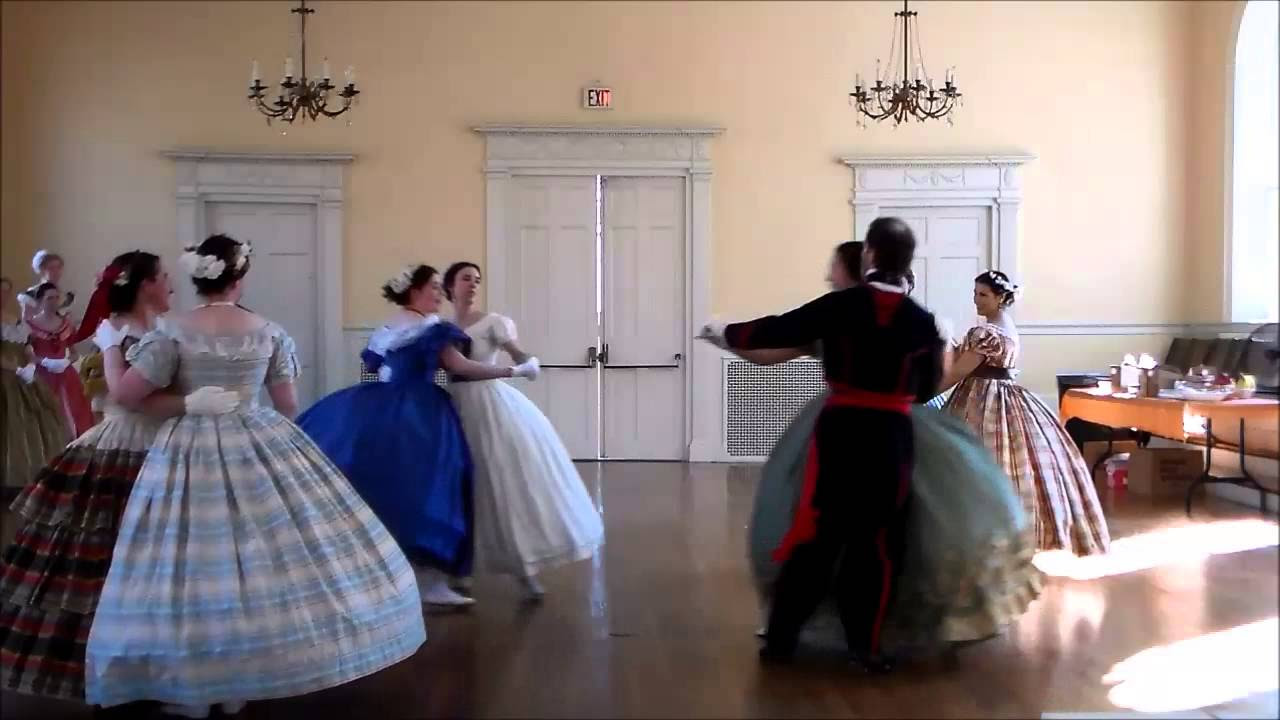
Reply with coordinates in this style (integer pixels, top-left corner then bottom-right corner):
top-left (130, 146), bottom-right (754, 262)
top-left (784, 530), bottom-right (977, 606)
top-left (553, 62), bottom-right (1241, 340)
top-left (299, 260), bottom-right (605, 607)
top-left (703, 217), bottom-right (1049, 671)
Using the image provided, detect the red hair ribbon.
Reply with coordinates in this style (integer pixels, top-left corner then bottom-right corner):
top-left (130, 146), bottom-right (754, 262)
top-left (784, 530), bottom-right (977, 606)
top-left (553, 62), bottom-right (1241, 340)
top-left (70, 262), bottom-right (125, 345)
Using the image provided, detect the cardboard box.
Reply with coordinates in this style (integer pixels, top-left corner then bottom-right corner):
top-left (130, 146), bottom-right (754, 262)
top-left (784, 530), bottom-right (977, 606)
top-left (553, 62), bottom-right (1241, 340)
top-left (1081, 441), bottom-right (1139, 489)
top-left (1127, 447), bottom-right (1205, 499)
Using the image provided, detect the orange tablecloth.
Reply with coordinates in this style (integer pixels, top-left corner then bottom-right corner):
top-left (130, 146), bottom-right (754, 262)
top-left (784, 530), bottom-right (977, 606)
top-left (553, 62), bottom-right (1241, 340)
top-left (1060, 389), bottom-right (1280, 459)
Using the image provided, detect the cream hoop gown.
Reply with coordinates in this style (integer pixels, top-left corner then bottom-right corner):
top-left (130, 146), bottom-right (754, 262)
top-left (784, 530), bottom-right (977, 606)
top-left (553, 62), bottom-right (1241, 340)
top-left (448, 314), bottom-right (604, 579)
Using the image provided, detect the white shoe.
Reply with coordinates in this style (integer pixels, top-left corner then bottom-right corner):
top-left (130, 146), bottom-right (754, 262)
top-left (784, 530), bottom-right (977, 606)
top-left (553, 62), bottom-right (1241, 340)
top-left (421, 580), bottom-right (476, 606)
top-left (519, 575), bottom-right (545, 602)
top-left (414, 566), bottom-right (475, 606)
top-left (161, 704), bottom-right (211, 719)
top-left (221, 701), bottom-right (247, 715)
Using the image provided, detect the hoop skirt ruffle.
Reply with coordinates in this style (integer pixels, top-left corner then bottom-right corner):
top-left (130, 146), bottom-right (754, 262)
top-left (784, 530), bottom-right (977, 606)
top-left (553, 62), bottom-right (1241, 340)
top-left (751, 394), bottom-right (1042, 653)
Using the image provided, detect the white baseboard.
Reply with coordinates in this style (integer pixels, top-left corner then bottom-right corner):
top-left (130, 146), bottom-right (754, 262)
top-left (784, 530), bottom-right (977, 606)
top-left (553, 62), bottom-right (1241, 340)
top-left (1019, 322), bottom-right (1256, 336)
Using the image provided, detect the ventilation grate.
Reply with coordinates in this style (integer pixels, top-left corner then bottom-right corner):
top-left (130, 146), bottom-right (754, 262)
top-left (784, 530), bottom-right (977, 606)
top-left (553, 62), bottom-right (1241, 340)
top-left (724, 358), bottom-right (826, 457)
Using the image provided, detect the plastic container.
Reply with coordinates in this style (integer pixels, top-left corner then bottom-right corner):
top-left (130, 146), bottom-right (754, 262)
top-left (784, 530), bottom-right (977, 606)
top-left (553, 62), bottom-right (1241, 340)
top-left (1104, 453), bottom-right (1130, 489)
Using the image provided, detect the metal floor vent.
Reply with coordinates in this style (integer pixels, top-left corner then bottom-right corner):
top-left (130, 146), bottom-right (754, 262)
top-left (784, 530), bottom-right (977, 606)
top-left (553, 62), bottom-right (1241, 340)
top-left (724, 357), bottom-right (825, 458)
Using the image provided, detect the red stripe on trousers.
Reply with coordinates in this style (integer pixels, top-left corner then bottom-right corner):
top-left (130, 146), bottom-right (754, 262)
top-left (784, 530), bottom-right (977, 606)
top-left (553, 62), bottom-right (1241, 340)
top-left (771, 385), bottom-right (912, 564)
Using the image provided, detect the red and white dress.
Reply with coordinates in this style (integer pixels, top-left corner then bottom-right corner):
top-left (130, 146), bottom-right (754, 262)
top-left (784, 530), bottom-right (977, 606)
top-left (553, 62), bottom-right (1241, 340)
top-left (27, 316), bottom-right (94, 436)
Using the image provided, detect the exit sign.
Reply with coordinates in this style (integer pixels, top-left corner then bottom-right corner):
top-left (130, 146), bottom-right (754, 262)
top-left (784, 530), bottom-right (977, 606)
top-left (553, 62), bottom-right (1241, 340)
top-left (583, 87), bottom-right (612, 109)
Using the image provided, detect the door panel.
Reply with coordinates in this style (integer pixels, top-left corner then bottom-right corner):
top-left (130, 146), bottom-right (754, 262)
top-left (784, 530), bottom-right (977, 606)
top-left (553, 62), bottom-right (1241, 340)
top-left (885, 206), bottom-right (990, 338)
top-left (502, 176), bottom-right (601, 459)
top-left (601, 177), bottom-right (686, 460)
top-left (205, 202), bottom-right (319, 408)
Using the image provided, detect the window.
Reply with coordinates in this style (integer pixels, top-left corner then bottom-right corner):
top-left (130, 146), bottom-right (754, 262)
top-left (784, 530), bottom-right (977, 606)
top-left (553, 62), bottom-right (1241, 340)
top-left (1230, 0), bottom-right (1280, 323)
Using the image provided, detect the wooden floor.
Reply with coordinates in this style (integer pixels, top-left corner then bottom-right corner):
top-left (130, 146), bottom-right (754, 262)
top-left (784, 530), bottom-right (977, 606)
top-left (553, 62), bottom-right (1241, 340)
top-left (4, 462), bottom-right (1278, 719)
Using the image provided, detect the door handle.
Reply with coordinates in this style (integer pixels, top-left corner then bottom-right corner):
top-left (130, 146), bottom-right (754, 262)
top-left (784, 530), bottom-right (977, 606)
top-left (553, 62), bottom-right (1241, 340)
top-left (599, 343), bottom-right (610, 366)
top-left (587, 346), bottom-right (598, 367)
top-left (601, 352), bottom-right (684, 370)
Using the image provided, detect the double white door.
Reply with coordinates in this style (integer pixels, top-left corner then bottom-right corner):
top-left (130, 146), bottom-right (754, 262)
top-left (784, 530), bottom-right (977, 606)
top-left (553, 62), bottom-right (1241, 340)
top-left (499, 175), bottom-right (686, 460)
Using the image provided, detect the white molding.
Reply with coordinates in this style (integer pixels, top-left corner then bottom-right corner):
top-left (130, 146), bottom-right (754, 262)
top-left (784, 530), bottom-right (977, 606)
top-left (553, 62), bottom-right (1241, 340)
top-left (1222, 1), bottom-right (1250, 323)
top-left (474, 125), bottom-right (724, 137)
top-left (167, 148), bottom-right (353, 397)
top-left (163, 149), bottom-right (355, 163)
top-left (841, 152), bottom-right (1035, 277)
top-left (838, 153), bottom-right (1036, 167)
top-left (1018, 322), bottom-right (1258, 336)
top-left (475, 124), bottom-right (723, 462)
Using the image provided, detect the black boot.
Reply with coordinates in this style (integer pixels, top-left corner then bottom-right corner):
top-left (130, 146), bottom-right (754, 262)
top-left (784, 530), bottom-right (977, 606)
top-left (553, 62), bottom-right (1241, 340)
top-left (758, 632), bottom-right (796, 664)
top-left (758, 643), bottom-right (795, 663)
top-left (850, 651), bottom-right (896, 674)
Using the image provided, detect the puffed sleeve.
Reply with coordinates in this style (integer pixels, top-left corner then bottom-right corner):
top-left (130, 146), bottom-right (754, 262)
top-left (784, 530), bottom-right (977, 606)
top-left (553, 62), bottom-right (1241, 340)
top-left (125, 330), bottom-right (179, 387)
top-left (490, 315), bottom-right (518, 346)
top-left (267, 330), bottom-right (301, 384)
top-left (961, 325), bottom-right (1004, 360)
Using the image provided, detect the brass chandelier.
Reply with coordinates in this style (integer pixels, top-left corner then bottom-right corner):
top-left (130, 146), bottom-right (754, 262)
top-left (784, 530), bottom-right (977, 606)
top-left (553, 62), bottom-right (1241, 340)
top-left (849, 0), bottom-right (962, 127)
top-left (248, 1), bottom-right (360, 126)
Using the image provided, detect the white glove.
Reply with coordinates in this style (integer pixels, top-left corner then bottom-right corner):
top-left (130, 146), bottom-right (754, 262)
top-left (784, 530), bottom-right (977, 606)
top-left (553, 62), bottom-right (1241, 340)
top-left (94, 320), bottom-right (130, 351)
top-left (183, 386), bottom-right (241, 416)
top-left (39, 356), bottom-right (71, 373)
top-left (511, 357), bottom-right (541, 380)
top-left (377, 365), bottom-right (393, 382)
top-left (696, 322), bottom-right (728, 350)
top-left (15, 363), bottom-right (36, 384)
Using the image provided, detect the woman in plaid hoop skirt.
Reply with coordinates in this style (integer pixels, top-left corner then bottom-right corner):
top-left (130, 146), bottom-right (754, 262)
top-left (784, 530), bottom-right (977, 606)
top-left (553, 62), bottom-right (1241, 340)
top-left (84, 236), bottom-right (425, 717)
top-left (0, 252), bottom-right (241, 701)
top-left (1, 277), bottom-right (70, 504)
top-left (941, 271), bottom-right (1110, 556)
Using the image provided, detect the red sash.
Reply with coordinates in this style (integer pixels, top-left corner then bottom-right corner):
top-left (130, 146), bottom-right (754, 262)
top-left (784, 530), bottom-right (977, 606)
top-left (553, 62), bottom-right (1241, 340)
top-left (771, 384), bottom-right (913, 564)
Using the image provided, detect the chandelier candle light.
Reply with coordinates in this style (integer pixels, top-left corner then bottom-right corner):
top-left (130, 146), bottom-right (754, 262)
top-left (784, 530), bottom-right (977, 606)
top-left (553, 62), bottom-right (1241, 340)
top-left (850, 0), bottom-right (962, 127)
top-left (248, 1), bottom-right (360, 126)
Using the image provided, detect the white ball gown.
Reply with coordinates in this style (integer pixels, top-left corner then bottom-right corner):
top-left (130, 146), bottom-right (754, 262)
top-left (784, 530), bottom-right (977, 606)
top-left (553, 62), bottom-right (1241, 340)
top-left (448, 314), bottom-right (604, 579)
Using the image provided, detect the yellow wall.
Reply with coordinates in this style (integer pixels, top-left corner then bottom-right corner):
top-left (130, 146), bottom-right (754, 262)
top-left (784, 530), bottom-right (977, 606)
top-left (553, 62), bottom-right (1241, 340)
top-left (0, 0), bottom-right (1238, 395)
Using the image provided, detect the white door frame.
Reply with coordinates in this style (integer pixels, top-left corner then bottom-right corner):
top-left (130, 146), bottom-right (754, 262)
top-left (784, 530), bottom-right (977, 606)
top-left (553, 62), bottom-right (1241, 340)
top-left (840, 153), bottom-right (1035, 276)
top-left (475, 125), bottom-right (723, 461)
top-left (164, 149), bottom-right (352, 396)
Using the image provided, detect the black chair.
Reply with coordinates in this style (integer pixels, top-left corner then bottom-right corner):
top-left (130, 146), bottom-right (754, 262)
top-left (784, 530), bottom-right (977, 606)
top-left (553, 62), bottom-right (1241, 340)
top-left (1204, 338), bottom-right (1246, 375)
top-left (1185, 338), bottom-right (1214, 369)
top-left (1164, 337), bottom-right (1194, 373)
top-left (1241, 323), bottom-right (1279, 394)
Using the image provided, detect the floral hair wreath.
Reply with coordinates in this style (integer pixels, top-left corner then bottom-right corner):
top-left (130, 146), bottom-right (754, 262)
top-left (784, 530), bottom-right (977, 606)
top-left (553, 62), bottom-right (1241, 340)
top-left (982, 269), bottom-right (1021, 297)
top-left (31, 249), bottom-right (56, 275)
top-left (179, 241), bottom-right (253, 280)
top-left (386, 265), bottom-right (418, 294)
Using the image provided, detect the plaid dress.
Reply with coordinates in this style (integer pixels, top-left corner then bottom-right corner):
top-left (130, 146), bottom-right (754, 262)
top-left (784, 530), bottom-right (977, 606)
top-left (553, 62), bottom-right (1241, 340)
top-left (0, 334), bottom-right (157, 700)
top-left (83, 321), bottom-right (425, 708)
top-left (943, 325), bottom-right (1110, 556)
top-left (2, 321), bottom-right (71, 499)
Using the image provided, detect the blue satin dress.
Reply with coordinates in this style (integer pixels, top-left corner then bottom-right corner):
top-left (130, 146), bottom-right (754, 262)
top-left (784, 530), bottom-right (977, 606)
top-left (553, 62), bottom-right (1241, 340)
top-left (299, 317), bottom-right (475, 576)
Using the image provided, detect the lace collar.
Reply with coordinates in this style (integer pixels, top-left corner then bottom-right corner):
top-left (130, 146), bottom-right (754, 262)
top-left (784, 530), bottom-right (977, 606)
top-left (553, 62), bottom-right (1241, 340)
top-left (367, 314), bottom-right (441, 356)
